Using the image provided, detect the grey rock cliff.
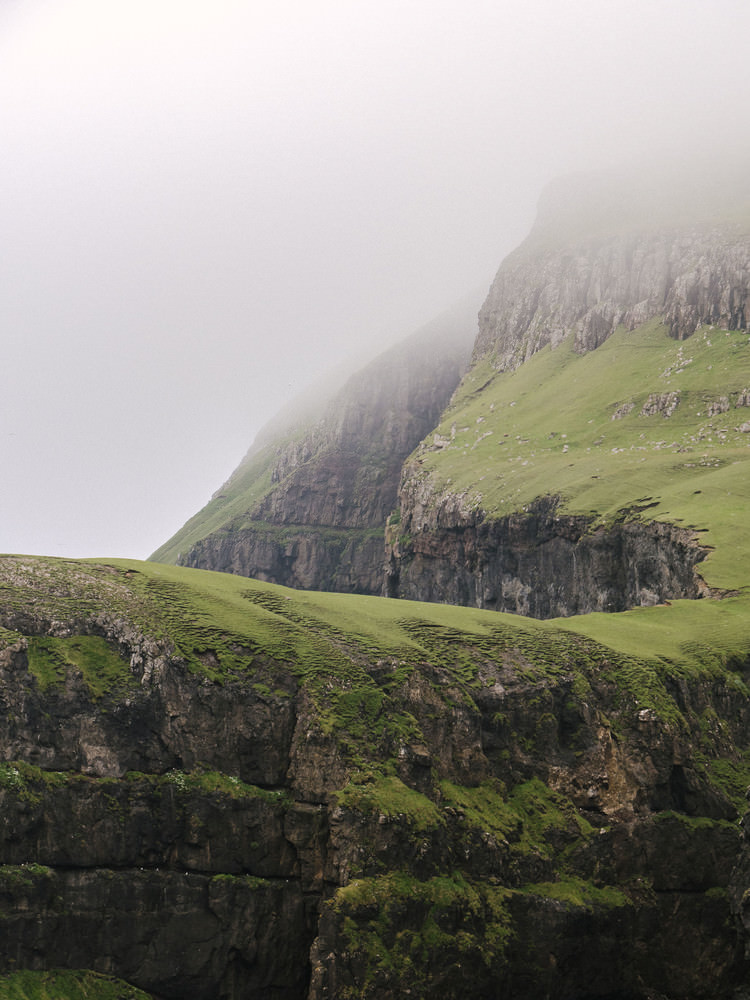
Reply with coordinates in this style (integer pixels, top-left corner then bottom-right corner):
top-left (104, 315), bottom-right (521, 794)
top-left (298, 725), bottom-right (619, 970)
top-left (475, 169), bottom-right (750, 370)
top-left (154, 296), bottom-right (478, 593)
top-left (476, 228), bottom-right (750, 371)
top-left (387, 168), bottom-right (750, 616)
top-left (1, 556), bottom-right (749, 998)
top-left (386, 493), bottom-right (713, 617)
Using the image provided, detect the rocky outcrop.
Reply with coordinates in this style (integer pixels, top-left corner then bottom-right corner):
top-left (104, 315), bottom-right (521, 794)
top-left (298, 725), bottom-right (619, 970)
top-left (153, 297), bottom-right (478, 593)
top-left (475, 171), bottom-right (750, 371)
top-left (386, 493), bottom-right (712, 617)
top-left (179, 525), bottom-right (387, 594)
top-left (387, 169), bottom-right (750, 618)
top-left (1, 556), bottom-right (749, 998)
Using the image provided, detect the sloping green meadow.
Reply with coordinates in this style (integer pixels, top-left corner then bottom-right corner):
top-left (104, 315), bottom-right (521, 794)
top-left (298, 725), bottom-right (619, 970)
top-left (140, 319), bottom-right (750, 706)
top-left (419, 320), bottom-right (750, 591)
top-left (82, 557), bottom-right (750, 686)
top-left (0, 545), bottom-right (741, 741)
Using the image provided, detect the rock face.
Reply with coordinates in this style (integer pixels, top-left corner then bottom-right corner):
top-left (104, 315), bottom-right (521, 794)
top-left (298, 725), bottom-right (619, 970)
top-left (474, 170), bottom-right (750, 370)
top-left (1, 556), bottom-right (749, 998)
top-left (387, 169), bottom-right (750, 616)
top-left (475, 225), bottom-right (750, 371)
top-left (152, 297), bottom-right (478, 594)
top-left (386, 494), bottom-right (712, 617)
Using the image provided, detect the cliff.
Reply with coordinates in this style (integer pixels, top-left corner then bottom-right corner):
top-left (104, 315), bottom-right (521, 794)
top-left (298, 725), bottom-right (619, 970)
top-left (1, 554), bottom-right (750, 998)
top-left (6, 166), bottom-right (750, 999)
top-left (388, 167), bottom-right (750, 616)
top-left (474, 166), bottom-right (750, 369)
top-left (151, 295), bottom-right (478, 594)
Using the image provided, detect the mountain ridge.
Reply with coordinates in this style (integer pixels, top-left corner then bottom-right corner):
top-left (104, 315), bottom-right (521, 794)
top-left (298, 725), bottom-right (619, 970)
top-left (151, 293), bottom-right (479, 593)
top-left (3, 166), bottom-right (750, 998)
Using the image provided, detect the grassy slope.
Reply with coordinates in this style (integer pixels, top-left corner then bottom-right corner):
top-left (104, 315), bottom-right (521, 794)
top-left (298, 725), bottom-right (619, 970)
top-left (417, 319), bottom-right (750, 577)
top-left (0, 970), bottom-right (153, 999)
top-left (149, 432), bottom-right (283, 564)
top-left (79, 557), bottom-right (748, 686)
top-left (0, 548), bottom-right (741, 732)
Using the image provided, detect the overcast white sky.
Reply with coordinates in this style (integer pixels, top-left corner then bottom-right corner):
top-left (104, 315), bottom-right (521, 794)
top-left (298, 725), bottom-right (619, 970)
top-left (1, 0), bottom-right (749, 559)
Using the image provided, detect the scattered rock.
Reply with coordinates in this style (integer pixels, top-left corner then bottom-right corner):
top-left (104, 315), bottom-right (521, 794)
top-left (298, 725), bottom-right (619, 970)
top-left (612, 401), bottom-right (635, 420)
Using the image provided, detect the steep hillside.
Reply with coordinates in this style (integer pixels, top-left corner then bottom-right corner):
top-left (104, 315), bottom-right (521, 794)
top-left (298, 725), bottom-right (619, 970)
top-left (475, 163), bottom-right (750, 369)
top-left (5, 166), bottom-right (750, 999)
top-left (1, 554), bottom-right (750, 998)
top-left (388, 167), bottom-right (750, 614)
top-left (151, 295), bottom-right (478, 593)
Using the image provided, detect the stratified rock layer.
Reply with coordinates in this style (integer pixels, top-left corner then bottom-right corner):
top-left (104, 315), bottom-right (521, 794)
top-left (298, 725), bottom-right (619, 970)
top-left (475, 169), bottom-right (750, 370)
top-left (153, 298), bottom-right (477, 594)
top-left (0, 556), bottom-right (749, 999)
top-left (386, 494), bottom-right (711, 617)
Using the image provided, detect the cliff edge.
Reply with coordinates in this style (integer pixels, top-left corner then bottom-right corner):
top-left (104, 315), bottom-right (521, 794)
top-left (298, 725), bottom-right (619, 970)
top-left (152, 295), bottom-right (478, 594)
top-left (1, 555), bottom-right (750, 998)
top-left (388, 166), bottom-right (750, 615)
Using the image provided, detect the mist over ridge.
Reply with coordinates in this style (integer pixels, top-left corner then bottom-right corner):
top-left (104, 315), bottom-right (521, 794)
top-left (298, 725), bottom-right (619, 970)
top-left (1, 1), bottom-right (749, 559)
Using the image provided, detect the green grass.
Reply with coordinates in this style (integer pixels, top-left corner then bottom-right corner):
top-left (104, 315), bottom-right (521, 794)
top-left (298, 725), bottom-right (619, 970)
top-left (519, 876), bottom-right (629, 909)
top-left (154, 768), bottom-right (290, 804)
top-left (0, 762), bottom-right (68, 804)
top-left (0, 970), bottom-right (153, 999)
top-left (26, 635), bottom-right (137, 699)
top-left (506, 777), bottom-right (596, 859)
top-left (0, 865), bottom-right (53, 892)
top-left (339, 773), bottom-right (600, 877)
top-left (702, 754), bottom-right (750, 812)
top-left (337, 771), bottom-right (444, 832)
top-left (419, 321), bottom-right (750, 590)
top-left (438, 779), bottom-right (517, 841)
top-left (333, 870), bottom-right (513, 997)
top-left (0, 763), bottom-right (289, 815)
top-left (2, 548), bottom-right (749, 759)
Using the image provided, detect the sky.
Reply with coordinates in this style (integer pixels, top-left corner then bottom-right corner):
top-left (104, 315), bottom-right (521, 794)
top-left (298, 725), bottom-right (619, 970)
top-left (1, 0), bottom-right (749, 560)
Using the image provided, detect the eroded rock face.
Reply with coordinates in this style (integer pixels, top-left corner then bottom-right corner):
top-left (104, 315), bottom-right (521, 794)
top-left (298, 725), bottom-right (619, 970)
top-left (1, 558), bottom-right (749, 999)
top-left (0, 633), bottom-right (297, 784)
top-left (162, 300), bottom-right (477, 594)
top-left (308, 652), bottom-right (750, 1000)
top-left (180, 526), bottom-right (387, 594)
top-left (475, 177), bottom-right (750, 372)
top-left (386, 493), bottom-right (711, 617)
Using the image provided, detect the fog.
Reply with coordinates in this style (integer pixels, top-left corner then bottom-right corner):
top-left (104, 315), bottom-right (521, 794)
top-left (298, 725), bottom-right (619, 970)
top-left (1, 0), bottom-right (748, 559)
